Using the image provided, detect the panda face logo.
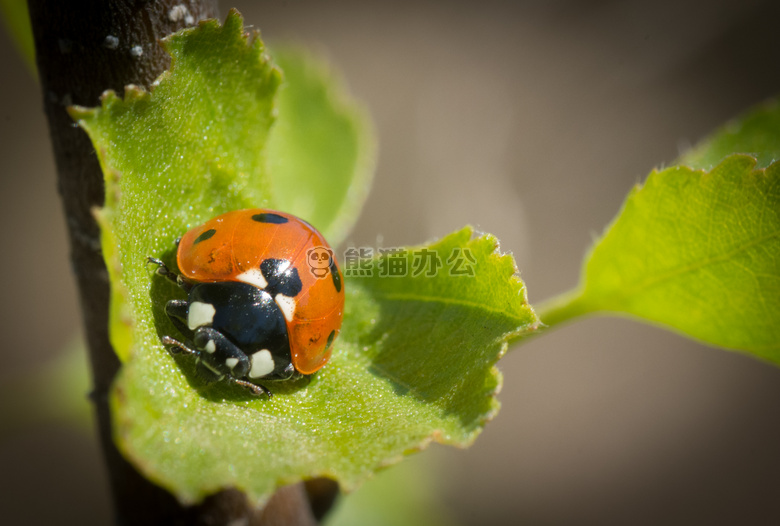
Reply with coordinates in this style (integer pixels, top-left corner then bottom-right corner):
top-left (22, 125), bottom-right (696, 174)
top-left (307, 246), bottom-right (333, 278)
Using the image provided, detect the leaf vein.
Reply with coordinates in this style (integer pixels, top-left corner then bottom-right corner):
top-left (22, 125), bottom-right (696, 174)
top-left (612, 228), bottom-right (780, 300)
top-left (370, 290), bottom-right (532, 325)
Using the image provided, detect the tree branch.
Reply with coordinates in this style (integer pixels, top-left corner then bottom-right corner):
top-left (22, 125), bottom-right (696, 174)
top-left (28, 1), bottom-right (328, 523)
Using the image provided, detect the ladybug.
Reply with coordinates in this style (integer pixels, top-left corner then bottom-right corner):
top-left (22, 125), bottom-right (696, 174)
top-left (148, 209), bottom-right (344, 397)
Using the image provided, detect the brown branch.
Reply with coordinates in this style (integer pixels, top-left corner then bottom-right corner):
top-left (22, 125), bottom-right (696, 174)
top-left (27, 1), bottom-right (330, 523)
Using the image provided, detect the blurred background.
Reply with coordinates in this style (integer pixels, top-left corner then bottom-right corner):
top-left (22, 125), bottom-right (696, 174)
top-left (2, 0), bottom-right (780, 524)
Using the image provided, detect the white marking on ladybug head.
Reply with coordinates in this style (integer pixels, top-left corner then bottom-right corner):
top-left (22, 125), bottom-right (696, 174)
top-left (204, 340), bottom-right (216, 354)
top-left (275, 294), bottom-right (296, 322)
top-left (225, 357), bottom-right (239, 369)
top-left (188, 302), bottom-right (216, 330)
top-left (249, 349), bottom-right (274, 378)
top-left (237, 268), bottom-right (268, 289)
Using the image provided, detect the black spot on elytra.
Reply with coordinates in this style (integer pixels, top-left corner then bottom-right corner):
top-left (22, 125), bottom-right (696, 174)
top-left (329, 258), bottom-right (342, 293)
top-left (326, 330), bottom-right (335, 350)
top-left (260, 258), bottom-right (303, 297)
top-left (252, 213), bottom-right (288, 224)
top-left (193, 229), bottom-right (216, 244)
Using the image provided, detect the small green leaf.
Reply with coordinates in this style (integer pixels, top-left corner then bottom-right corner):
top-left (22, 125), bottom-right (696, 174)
top-left (71, 11), bottom-right (537, 504)
top-left (680, 100), bottom-right (780, 171)
top-left (267, 48), bottom-right (375, 246)
top-left (541, 102), bottom-right (780, 360)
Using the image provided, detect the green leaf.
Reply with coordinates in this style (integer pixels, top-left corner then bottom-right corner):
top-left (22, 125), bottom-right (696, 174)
top-left (267, 48), bottom-right (375, 246)
top-left (115, 227), bottom-right (537, 504)
top-left (71, 11), bottom-right (538, 504)
top-left (541, 101), bottom-right (780, 360)
top-left (680, 100), bottom-right (780, 171)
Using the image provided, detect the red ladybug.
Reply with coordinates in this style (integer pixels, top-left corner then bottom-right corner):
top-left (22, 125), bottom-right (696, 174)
top-left (149, 209), bottom-right (344, 397)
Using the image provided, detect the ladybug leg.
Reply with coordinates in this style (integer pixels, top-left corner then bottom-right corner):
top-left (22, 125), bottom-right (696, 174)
top-left (147, 256), bottom-right (192, 292)
top-left (147, 257), bottom-right (176, 283)
top-left (192, 327), bottom-right (251, 379)
top-left (163, 329), bottom-right (269, 397)
top-left (190, 327), bottom-right (271, 397)
top-left (161, 335), bottom-right (198, 357)
top-left (228, 377), bottom-right (272, 398)
top-left (164, 299), bottom-right (194, 340)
